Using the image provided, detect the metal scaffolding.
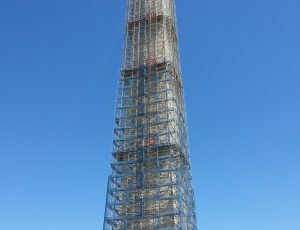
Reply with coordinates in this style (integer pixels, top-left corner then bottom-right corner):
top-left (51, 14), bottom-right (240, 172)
top-left (104, 0), bottom-right (197, 229)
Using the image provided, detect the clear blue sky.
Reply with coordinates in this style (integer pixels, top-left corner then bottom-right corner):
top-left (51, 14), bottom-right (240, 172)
top-left (0, 0), bottom-right (299, 229)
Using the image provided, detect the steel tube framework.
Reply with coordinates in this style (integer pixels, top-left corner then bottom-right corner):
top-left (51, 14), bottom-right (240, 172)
top-left (104, 0), bottom-right (197, 229)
